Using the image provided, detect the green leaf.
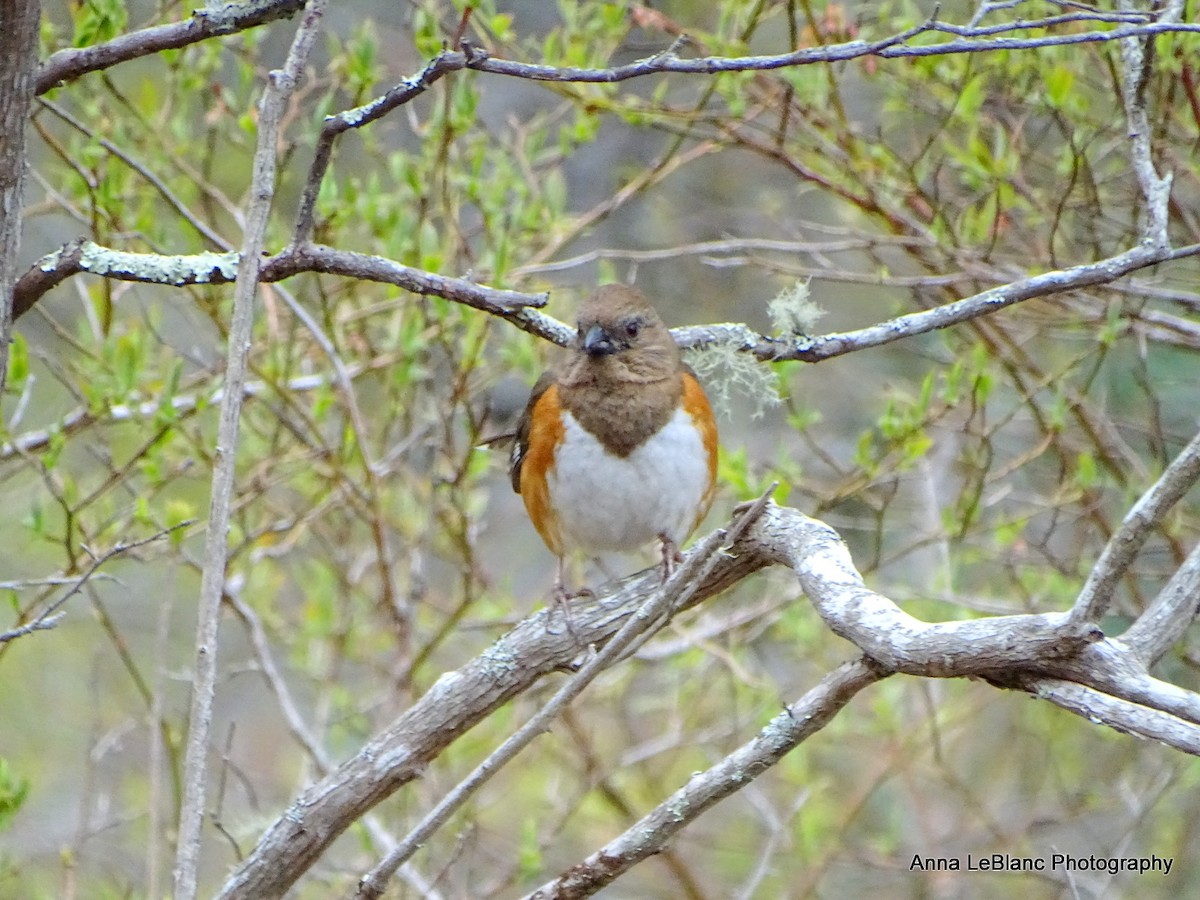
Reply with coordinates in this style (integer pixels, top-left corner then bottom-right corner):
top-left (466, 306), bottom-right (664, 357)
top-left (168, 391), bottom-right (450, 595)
top-left (1075, 451), bottom-right (1098, 489)
top-left (1045, 64), bottom-right (1074, 109)
top-left (0, 758), bottom-right (29, 831)
top-left (72, 0), bottom-right (127, 48)
top-left (6, 333), bottom-right (28, 387)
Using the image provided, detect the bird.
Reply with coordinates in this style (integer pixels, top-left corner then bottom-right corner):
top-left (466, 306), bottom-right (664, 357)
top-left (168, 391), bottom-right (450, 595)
top-left (509, 284), bottom-right (719, 609)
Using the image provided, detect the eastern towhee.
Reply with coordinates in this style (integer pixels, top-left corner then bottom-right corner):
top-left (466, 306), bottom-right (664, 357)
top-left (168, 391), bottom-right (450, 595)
top-left (509, 284), bottom-right (719, 602)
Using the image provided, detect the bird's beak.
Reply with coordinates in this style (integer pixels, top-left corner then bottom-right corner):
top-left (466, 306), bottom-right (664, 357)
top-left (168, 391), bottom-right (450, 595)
top-left (582, 324), bottom-right (617, 356)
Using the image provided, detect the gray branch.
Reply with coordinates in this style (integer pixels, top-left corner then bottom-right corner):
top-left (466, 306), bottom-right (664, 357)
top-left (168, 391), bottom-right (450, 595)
top-left (13, 239), bottom-right (546, 321)
top-left (216, 498), bottom-right (1200, 897)
top-left (355, 492), bottom-right (773, 899)
top-left (0, 524), bottom-right (188, 644)
top-left (1123, 541), bottom-right (1200, 668)
top-left (524, 658), bottom-right (888, 899)
top-left (1072, 425), bottom-right (1200, 624)
top-left (458, 18), bottom-right (1200, 85)
top-left (36, 0), bottom-right (306, 93)
top-left (15, 238), bottom-right (1200, 367)
top-left (1115, 0), bottom-right (1180, 250)
top-left (172, 4), bottom-right (328, 898)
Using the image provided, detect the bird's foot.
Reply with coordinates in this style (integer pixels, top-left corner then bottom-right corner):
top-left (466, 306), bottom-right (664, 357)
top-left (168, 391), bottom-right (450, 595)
top-left (546, 579), bottom-right (592, 640)
top-left (657, 534), bottom-right (683, 583)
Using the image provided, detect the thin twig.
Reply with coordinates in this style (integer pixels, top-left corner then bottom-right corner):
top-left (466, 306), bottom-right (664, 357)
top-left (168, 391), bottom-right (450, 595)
top-left (525, 657), bottom-right (888, 898)
top-left (0, 523), bottom-right (189, 644)
top-left (172, 4), bottom-right (329, 898)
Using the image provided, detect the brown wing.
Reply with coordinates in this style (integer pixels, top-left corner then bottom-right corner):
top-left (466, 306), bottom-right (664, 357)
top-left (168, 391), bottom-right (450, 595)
top-left (680, 367), bottom-right (719, 534)
top-left (509, 370), bottom-right (557, 494)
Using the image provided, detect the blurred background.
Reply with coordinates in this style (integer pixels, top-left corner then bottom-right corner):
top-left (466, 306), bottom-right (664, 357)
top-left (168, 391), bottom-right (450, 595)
top-left (3, 0), bottom-right (1200, 897)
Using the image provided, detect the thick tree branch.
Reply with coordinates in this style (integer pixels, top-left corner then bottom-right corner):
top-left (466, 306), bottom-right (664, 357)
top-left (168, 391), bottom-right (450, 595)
top-left (215, 511), bottom-right (774, 899)
top-left (355, 492), bottom-right (773, 899)
top-left (36, 0), bottom-right (306, 94)
top-left (217, 500), bottom-right (1132, 898)
top-left (1021, 678), bottom-right (1200, 753)
top-left (0, 0), bottom-right (40, 397)
top-left (1123, 541), bottom-right (1200, 667)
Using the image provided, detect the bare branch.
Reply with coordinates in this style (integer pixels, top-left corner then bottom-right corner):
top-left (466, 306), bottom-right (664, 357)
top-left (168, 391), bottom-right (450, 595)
top-left (16, 238), bottom-right (1200, 366)
top-left (216, 506), bottom-right (775, 899)
top-left (355, 491), bottom-right (775, 899)
top-left (757, 506), bottom-right (1103, 674)
top-left (674, 243), bottom-right (1200, 362)
top-left (283, 11), bottom-right (1199, 245)
top-left (13, 239), bottom-right (547, 322)
top-left (459, 20), bottom-right (1200, 83)
top-left (173, 5), bottom-right (329, 898)
top-left (292, 50), bottom-right (470, 244)
top-left (525, 657), bottom-right (887, 899)
top-left (0, 523), bottom-right (189, 644)
top-left (0, 368), bottom-right (354, 461)
top-left (1123, 540), bottom-right (1200, 667)
top-left (36, 98), bottom-right (232, 251)
top-left (36, 0), bottom-right (306, 94)
top-left (1022, 678), bottom-right (1200, 752)
top-left (216, 500), bottom-right (1120, 898)
top-left (1116, 0), bottom-right (1180, 250)
top-left (1072, 425), bottom-right (1200, 624)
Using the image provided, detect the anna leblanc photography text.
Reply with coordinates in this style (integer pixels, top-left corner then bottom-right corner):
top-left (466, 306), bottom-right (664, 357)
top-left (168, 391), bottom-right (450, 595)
top-left (909, 853), bottom-right (1174, 876)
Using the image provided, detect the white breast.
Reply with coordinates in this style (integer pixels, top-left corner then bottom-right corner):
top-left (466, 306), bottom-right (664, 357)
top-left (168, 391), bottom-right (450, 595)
top-left (546, 407), bottom-right (711, 554)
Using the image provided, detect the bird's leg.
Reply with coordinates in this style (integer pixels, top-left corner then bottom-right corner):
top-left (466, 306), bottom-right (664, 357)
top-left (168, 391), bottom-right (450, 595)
top-left (657, 533), bottom-right (683, 582)
top-left (548, 556), bottom-right (591, 640)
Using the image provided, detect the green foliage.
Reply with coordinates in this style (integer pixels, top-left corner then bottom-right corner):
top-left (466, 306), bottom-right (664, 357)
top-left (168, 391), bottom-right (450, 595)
top-left (0, 758), bottom-right (29, 831)
top-left (70, 0), bottom-right (126, 48)
top-left (8, 1), bottom-right (1200, 896)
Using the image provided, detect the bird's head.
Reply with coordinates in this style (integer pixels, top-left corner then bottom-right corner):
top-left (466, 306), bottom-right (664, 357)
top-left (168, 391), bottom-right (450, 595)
top-left (567, 284), bottom-right (680, 384)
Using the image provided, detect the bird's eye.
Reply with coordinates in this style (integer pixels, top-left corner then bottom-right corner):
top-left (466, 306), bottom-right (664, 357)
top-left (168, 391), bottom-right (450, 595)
top-left (625, 319), bottom-right (641, 338)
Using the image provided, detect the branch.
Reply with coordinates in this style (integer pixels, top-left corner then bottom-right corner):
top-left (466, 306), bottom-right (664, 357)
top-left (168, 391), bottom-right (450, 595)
top-left (216, 508), bottom-right (774, 899)
top-left (16, 239), bottom-right (1200, 367)
top-left (291, 50), bottom-right (471, 244)
top-left (1014, 639), bottom-right (1200, 728)
top-left (355, 491), bottom-right (774, 899)
top-left (1072, 424), bottom-right (1200, 624)
top-left (0, 368), bottom-right (355, 461)
top-left (525, 657), bottom-right (888, 899)
top-left (0, 523), bottom-right (189, 644)
top-left (36, 0), bottom-right (306, 93)
top-left (1116, 0), bottom-right (1180, 250)
top-left (13, 239), bottom-right (546, 321)
top-left (1122, 540), bottom-right (1200, 667)
top-left (673, 243), bottom-right (1200, 362)
top-left (458, 20), bottom-right (1200, 83)
top-left (1021, 678), bottom-right (1200, 753)
top-left (217, 501), bottom-right (1115, 897)
top-left (172, 4), bottom-right (328, 899)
